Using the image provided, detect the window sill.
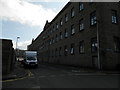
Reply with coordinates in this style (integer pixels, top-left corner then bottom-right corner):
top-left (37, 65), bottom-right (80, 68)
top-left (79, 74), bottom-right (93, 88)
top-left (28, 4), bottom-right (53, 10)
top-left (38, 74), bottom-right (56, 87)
top-left (65, 21), bottom-right (68, 23)
top-left (60, 25), bottom-right (63, 27)
top-left (71, 16), bottom-right (75, 19)
top-left (71, 54), bottom-right (74, 55)
top-left (79, 29), bottom-right (84, 32)
top-left (79, 9), bottom-right (84, 12)
top-left (90, 24), bottom-right (97, 28)
top-left (71, 33), bottom-right (75, 36)
top-left (112, 22), bottom-right (118, 25)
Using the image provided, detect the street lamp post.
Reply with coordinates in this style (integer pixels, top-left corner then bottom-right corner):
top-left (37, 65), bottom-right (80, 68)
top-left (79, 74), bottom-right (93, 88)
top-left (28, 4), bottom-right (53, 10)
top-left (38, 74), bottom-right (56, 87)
top-left (16, 37), bottom-right (20, 50)
top-left (16, 37), bottom-right (20, 61)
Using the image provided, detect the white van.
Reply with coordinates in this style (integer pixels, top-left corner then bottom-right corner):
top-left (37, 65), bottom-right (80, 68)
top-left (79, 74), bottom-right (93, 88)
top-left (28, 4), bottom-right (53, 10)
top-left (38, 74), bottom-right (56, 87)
top-left (23, 51), bottom-right (38, 67)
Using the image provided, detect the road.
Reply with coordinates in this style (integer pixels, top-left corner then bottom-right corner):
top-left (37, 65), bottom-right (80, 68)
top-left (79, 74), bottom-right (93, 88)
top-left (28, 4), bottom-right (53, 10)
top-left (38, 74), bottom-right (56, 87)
top-left (2, 63), bottom-right (120, 89)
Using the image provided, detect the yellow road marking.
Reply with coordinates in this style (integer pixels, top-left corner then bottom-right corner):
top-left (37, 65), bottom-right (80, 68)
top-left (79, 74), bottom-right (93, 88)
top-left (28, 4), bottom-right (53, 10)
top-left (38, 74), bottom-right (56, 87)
top-left (28, 70), bottom-right (34, 77)
top-left (1, 76), bottom-right (27, 83)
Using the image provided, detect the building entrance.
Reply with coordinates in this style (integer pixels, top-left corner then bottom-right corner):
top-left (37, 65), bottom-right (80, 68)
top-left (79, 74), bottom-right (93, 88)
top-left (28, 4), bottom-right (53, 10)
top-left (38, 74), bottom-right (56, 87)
top-left (92, 56), bottom-right (99, 69)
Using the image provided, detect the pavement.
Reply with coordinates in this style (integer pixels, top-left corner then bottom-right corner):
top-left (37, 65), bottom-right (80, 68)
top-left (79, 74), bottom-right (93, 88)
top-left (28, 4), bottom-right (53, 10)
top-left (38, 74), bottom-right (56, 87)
top-left (41, 63), bottom-right (120, 75)
top-left (71, 68), bottom-right (120, 75)
top-left (2, 62), bottom-right (120, 81)
top-left (2, 61), bottom-right (28, 81)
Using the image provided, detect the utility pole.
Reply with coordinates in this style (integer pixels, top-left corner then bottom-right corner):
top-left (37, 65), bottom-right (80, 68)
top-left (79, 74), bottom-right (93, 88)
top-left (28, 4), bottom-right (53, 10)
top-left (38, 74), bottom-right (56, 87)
top-left (16, 37), bottom-right (20, 61)
top-left (16, 37), bottom-right (20, 50)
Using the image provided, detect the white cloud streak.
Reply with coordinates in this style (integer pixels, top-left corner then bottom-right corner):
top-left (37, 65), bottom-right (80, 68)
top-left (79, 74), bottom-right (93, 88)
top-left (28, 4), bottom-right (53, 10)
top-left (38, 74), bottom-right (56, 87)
top-left (13, 40), bottom-right (31, 50)
top-left (22, 0), bottom-right (70, 2)
top-left (20, 0), bottom-right (119, 2)
top-left (70, 0), bottom-right (120, 2)
top-left (0, 0), bottom-right (57, 28)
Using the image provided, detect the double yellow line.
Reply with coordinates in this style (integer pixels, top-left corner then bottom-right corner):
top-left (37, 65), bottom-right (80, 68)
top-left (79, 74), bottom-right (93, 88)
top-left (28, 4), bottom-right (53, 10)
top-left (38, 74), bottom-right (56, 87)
top-left (1, 70), bottom-right (34, 83)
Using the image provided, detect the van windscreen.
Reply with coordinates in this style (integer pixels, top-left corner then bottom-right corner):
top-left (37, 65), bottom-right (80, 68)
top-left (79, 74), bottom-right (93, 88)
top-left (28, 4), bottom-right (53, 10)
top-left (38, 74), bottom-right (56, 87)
top-left (27, 56), bottom-right (36, 60)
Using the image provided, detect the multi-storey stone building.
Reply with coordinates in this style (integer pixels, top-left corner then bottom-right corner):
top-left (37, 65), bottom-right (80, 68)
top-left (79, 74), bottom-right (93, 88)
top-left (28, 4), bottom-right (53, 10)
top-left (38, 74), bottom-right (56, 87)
top-left (28, 2), bottom-right (120, 70)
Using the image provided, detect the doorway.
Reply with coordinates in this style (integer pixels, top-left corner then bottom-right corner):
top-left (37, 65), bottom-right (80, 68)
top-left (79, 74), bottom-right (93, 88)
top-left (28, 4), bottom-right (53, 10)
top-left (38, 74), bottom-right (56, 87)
top-left (92, 56), bottom-right (99, 69)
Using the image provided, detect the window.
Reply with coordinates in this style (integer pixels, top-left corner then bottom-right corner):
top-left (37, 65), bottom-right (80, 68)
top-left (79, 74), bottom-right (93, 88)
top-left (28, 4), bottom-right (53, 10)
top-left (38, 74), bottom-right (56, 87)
top-left (56, 23), bottom-right (59, 29)
top-left (114, 37), bottom-right (120, 52)
top-left (65, 29), bottom-right (68, 38)
top-left (90, 11), bottom-right (97, 26)
top-left (60, 18), bottom-right (63, 26)
top-left (60, 32), bottom-right (63, 40)
top-left (50, 39), bottom-right (52, 45)
top-left (56, 34), bottom-right (58, 42)
top-left (70, 43), bottom-right (75, 55)
top-left (59, 47), bottom-right (62, 56)
top-left (52, 37), bottom-right (55, 44)
top-left (52, 50), bottom-right (54, 57)
top-left (79, 40), bottom-right (84, 53)
top-left (53, 26), bottom-right (55, 32)
top-left (64, 45), bottom-right (68, 56)
top-left (50, 29), bottom-right (52, 33)
top-left (55, 48), bottom-right (58, 57)
top-left (65, 14), bottom-right (68, 22)
top-left (71, 8), bottom-right (75, 18)
top-left (79, 3), bottom-right (84, 11)
top-left (48, 29), bottom-right (50, 34)
top-left (91, 38), bottom-right (97, 52)
top-left (112, 10), bottom-right (117, 24)
top-left (79, 19), bottom-right (84, 31)
top-left (71, 24), bottom-right (75, 35)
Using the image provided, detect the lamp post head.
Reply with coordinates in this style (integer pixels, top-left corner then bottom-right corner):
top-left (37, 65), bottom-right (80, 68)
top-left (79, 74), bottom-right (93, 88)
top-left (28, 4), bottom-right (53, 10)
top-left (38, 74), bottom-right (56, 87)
top-left (17, 37), bottom-right (20, 39)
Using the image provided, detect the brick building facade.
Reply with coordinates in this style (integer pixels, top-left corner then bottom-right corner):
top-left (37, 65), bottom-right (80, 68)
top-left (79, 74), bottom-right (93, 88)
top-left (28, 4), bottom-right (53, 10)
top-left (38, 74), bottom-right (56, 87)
top-left (28, 2), bottom-right (120, 70)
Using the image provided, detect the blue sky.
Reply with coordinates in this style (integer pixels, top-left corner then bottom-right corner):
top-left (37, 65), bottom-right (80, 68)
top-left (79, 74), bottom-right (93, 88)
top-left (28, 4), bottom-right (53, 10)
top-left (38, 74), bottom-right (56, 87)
top-left (0, 0), bottom-right (69, 50)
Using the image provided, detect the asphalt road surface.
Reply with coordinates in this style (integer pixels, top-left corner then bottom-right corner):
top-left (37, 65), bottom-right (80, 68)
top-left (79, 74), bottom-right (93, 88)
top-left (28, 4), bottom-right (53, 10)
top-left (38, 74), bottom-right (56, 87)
top-left (2, 63), bottom-right (120, 89)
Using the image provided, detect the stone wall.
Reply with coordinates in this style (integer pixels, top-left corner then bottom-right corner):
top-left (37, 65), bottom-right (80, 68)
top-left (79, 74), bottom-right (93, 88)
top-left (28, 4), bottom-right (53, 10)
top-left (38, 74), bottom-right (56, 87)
top-left (1, 39), bottom-right (16, 75)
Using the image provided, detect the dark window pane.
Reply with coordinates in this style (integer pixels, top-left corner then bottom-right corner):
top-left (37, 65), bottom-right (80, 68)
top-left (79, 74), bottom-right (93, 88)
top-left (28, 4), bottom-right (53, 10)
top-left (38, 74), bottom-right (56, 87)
top-left (70, 43), bottom-right (75, 55)
top-left (79, 19), bottom-right (84, 31)
top-left (79, 3), bottom-right (84, 11)
top-left (112, 10), bottom-right (117, 24)
top-left (90, 11), bottom-right (97, 26)
top-left (71, 8), bottom-right (75, 17)
top-left (79, 40), bottom-right (84, 53)
top-left (64, 45), bottom-right (68, 56)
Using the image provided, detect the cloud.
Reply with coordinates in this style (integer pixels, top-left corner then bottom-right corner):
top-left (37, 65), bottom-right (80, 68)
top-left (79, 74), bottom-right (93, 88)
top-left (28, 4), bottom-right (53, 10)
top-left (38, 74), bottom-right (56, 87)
top-left (21, 0), bottom-right (119, 2)
top-left (13, 40), bottom-right (31, 50)
top-left (0, 0), bottom-right (57, 28)
top-left (18, 40), bottom-right (31, 50)
top-left (22, 0), bottom-right (70, 3)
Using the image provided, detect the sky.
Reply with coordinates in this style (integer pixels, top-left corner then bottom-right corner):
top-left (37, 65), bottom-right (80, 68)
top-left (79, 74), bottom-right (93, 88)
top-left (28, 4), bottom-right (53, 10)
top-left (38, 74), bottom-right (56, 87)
top-left (0, 0), bottom-right (69, 50)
